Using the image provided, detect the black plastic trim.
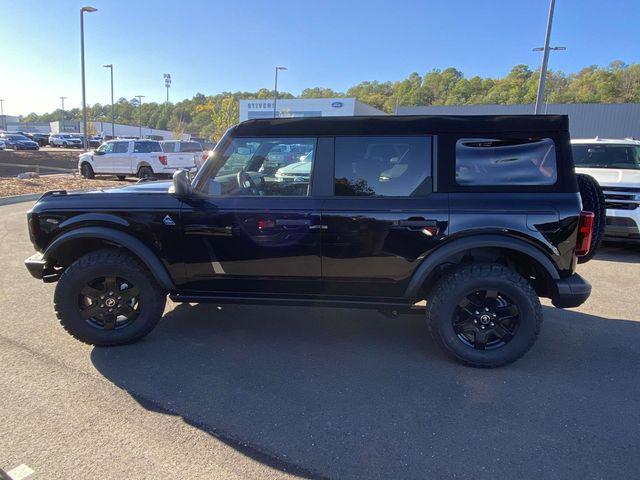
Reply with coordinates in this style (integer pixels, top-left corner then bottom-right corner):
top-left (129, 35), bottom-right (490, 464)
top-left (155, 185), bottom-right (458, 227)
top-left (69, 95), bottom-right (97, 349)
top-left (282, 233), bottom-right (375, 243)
top-left (404, 234), bottom-right (560, 298)
top-left (552, 273), bottom-right (591, 308)
top-left (43, 226), bottom-right (176, 291)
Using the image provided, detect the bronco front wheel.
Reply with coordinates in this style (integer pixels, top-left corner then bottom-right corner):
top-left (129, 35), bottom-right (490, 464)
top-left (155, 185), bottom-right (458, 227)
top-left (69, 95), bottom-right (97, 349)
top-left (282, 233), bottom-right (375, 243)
top-left (426, 263), bottom-right (542, 368)
top-left (54, 249), bottom-right (166, 346)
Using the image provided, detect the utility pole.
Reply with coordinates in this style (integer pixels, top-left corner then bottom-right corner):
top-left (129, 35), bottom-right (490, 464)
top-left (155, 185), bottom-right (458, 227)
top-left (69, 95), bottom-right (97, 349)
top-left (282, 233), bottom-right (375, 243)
top-left (103, 64), bottom-right (115, 138)
top-left (80, 6), bottom-right (98, 149)
top-left (135, 95), bottom-right (145, 139)
top-left (273, 66), bottom-right (287, 118)
top-left (164, 73), bottom-right (171, 103)
top-left (60, 97), bottom-right (66, 132)
top-left (534, 0), bottom-right (559, 114)
top-left (0, 99), bottom-right (5, 130)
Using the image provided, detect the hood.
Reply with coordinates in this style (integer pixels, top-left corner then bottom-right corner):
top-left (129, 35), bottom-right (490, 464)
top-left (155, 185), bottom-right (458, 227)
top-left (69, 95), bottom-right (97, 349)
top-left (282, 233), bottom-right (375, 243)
top-left (576, 167), bottom-right (640, 188)
top-left (277, 161), bottom-right (312, 175)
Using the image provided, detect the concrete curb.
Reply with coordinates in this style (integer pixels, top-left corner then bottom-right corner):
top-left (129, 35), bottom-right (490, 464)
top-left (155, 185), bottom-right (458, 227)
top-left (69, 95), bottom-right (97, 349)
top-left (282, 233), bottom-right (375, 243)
top-left (0, 193), bottom-right (41, 206)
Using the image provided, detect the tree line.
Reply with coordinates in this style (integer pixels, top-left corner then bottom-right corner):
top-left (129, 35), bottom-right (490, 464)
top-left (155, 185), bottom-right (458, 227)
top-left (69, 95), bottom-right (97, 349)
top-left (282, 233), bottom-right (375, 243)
top-left (23, 61), bottom-right (640, 141)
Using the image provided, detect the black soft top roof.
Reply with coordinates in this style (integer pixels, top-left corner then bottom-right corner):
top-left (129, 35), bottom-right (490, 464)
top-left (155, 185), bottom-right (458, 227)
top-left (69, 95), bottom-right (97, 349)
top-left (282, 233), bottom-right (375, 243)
top-left (232, 114), bottom-right (569, 137)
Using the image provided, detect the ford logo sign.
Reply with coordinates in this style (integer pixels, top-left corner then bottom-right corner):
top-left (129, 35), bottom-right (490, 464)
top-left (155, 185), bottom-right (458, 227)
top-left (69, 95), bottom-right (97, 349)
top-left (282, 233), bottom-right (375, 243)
top-left (331, 101), bottom-right (343, 108)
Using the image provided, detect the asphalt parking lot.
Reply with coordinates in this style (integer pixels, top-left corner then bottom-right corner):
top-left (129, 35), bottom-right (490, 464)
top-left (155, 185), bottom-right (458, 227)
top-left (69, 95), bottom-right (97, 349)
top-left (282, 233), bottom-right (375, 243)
top-left (0, 201), bottom-right (639, 480)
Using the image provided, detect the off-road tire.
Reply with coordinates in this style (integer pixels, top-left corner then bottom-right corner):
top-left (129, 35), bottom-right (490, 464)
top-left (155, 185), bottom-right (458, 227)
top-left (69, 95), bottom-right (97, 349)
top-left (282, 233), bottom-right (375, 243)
top-left (426, 263), bottom-right (543, 368)
top-left (116, 175), bottom-right (126, 181)
top-left (80, 162), bottom-right (95, 179)
top-left (137, 166), bottom-right (154, 180)
top-left (576, 173), bottom-right (605, 263)
top-left (54, 249), bottom-right (166, 346)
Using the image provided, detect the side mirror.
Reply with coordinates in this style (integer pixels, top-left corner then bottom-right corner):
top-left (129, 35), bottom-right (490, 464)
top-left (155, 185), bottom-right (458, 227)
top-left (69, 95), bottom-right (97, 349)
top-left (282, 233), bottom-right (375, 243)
top-left (94, 150), bottom-right (105, 155)
top-left (171, 169), bottom-right (192, 197)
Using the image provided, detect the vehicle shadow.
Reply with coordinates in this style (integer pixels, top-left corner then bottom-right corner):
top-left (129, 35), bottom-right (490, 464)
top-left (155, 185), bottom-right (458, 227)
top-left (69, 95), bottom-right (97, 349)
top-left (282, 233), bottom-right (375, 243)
top-left (91, 303), bottom-right (640, 480)
top-left (594, 242), bottom-right (640, 263)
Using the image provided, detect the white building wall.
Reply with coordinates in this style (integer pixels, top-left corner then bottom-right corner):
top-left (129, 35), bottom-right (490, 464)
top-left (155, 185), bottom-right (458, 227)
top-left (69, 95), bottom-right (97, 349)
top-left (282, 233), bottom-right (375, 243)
top-left (240, 97), bottom-right (386, 122)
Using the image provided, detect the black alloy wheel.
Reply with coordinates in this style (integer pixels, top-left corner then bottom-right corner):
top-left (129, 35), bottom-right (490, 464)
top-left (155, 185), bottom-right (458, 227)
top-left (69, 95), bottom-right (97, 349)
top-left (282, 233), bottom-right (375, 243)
top-left (453, 289), bottom-right (520, 351)
top-left (78, 275), bottom-right (141, 330)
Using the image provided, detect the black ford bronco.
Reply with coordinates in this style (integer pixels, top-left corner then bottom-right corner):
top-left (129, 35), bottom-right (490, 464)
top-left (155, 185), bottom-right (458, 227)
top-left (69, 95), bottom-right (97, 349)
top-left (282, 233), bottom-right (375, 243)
top-left (25, 115), bottom-right (602, 367)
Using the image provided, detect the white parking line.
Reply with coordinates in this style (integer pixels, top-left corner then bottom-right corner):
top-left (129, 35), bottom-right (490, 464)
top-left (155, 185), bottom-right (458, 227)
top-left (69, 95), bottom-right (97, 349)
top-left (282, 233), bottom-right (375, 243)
top-left (6, 464), bottom-right (34, 480)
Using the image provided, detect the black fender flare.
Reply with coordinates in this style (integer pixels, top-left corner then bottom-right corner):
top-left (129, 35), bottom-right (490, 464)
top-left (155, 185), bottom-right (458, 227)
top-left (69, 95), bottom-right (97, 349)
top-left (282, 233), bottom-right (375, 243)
top-left (44, 226), bottom-right (176, 291)
top-left (404, 234), bottom-right (559, 298)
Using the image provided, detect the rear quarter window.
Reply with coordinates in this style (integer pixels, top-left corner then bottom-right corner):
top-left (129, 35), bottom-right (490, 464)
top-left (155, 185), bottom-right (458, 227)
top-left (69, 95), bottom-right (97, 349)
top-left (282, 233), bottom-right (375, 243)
top-left (456, 137), bottom-right (557, 186)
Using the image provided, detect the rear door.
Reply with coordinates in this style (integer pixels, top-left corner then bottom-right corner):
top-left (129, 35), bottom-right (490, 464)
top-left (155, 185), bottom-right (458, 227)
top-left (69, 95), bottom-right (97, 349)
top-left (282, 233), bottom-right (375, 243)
top-left (132, 140), bottom-right (163, 172)
top-left (320, 135), bottom-right (449, 298)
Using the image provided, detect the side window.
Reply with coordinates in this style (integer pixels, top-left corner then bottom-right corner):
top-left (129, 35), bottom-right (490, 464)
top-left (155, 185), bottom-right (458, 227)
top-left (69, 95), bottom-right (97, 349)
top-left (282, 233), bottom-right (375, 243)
top-left (456, 138), bottom-right (557, 186)
top-left (134, 141), bottom-right (162, 153)
top-left (199, 137), bottom-right (316, 197)
top-left (113, 141), bottom-right (129, 153)
top-left (97, 142), bottom-right (114, 154)
top-left (162, 142), bottom-right (176, 153)
top-left (334, 136), bottom-right (431, 196)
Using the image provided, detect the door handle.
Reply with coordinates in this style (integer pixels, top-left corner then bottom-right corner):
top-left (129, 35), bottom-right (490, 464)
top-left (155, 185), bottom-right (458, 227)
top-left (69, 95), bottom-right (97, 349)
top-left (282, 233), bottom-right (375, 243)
top-left (397, 218), bottom-right (437, 228)
top-left (275, 219), bottom-right (311, 227)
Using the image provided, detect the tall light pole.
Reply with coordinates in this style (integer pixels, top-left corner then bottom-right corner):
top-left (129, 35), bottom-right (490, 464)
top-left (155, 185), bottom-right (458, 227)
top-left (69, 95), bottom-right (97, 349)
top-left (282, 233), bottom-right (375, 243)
top-left (534, 0), bottom-right (563, 114)
top-left (273, 66), bottom-right (287, 118)
top-left (80, 6), bottom-right (97, 149)
top-left (135, 95), bottom-right (145, 139)
top-left (0, 99), bottom-right (5, 131)
top-left (59, 97), bottom-right (66, 132)
top-left (533, 45), bottom-right (566, 112)
top-left (164, 73), bottom-right (171, 103)
top-left (103, 64), bottom-right (115, 139)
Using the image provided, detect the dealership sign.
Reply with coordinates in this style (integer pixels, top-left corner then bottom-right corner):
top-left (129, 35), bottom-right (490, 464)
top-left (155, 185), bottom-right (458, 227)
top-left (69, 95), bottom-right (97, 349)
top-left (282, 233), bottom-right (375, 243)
top-left (332, 102), bottom-right (343, 108)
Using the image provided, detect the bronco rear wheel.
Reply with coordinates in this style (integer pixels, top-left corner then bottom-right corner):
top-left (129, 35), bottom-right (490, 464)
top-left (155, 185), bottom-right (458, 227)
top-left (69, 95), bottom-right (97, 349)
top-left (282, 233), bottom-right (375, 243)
top-left (54, 249), bottom-right (166, 346)
top-left (576, 173), bottom-right (605, 263)
top-left (426, 263), bottom-right (542, 368)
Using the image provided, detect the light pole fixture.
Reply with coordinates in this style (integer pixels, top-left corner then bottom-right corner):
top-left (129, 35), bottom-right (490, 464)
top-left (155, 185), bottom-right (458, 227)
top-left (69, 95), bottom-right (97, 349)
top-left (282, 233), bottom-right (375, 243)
top-left (164, 73), bottom-right (171, 103)
top-left (273, 66), bottom-right (287, 118)
top-left (533, 0), bottom-right (566, 114)
top-left (60, 97), bottom-right (66, 132)
top-left (135, 95), bottom-right (145, 139)
top-left (80, 5), bottom-right (97, 149)
top-left (103, 64), bottom-right (115, 139)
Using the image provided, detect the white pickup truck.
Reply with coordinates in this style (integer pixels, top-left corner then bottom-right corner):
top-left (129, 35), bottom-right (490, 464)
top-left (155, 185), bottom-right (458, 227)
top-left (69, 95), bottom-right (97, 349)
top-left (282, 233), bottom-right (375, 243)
top-left (572, 137), bottom-right (640, 242)
top-left (78, 139), bottom-right (196, 180)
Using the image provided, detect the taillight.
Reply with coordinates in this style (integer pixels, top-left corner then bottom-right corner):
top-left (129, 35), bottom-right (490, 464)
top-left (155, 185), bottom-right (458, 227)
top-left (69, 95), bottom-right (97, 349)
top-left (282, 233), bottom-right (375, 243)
top-left (575, 211), bottom-right (595, 257)
top-left (158, 155), bottom-right (167, 165)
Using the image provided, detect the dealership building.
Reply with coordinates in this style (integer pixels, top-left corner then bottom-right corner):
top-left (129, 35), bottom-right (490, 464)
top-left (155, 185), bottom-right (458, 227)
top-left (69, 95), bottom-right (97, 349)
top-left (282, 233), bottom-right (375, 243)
top-left (239, 98), bottom-right (386, 121)
top-left (398, 103), bottom-right (640, 139)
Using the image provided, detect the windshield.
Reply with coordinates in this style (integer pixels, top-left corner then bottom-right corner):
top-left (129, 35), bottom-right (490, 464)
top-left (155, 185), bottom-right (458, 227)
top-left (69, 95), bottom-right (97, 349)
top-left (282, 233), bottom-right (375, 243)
top-left (572, 144), bottom-right (640, 170)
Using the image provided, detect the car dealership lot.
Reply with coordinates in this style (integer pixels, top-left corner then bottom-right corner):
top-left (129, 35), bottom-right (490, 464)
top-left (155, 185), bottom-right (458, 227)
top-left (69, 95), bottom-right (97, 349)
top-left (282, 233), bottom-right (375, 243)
top-left (0, 201), bottom-right (639, 479)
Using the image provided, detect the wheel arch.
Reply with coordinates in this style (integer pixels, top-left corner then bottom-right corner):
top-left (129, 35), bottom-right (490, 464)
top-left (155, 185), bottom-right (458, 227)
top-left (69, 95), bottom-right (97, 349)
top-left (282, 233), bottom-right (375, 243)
top-left (44, 226), bottom-right (176, 291)
top-left (405, 234), bottom-right (560, 300)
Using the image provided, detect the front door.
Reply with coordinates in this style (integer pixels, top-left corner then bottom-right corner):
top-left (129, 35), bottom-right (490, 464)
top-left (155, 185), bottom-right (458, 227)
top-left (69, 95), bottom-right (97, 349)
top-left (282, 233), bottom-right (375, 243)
top-left (110, 141), bottom-right (132, 174)
top-left (180, 136), bottom-right (322, 294)
top-left (320, 135), bottom-right (449, 298)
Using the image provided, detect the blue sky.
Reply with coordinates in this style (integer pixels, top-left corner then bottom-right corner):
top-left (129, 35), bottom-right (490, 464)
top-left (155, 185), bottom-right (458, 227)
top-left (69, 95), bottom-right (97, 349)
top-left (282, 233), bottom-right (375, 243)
top-left (2, 0), bottom-right (639, 114)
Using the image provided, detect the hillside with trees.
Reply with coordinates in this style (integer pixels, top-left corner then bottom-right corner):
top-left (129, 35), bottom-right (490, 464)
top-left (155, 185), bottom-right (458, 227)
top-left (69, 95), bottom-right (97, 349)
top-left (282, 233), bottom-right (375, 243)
top-left (23, 61), bottom-right (640, 141)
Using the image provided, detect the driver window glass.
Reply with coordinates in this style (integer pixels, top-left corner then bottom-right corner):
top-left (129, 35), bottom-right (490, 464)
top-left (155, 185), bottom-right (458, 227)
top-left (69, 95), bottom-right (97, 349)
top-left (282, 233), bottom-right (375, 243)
top-left (204, 137), bottom-right (316, 196)
top-left (113, 141), bottom-right (129, 153)
top-left (97, 142), bottom-right (114, 153)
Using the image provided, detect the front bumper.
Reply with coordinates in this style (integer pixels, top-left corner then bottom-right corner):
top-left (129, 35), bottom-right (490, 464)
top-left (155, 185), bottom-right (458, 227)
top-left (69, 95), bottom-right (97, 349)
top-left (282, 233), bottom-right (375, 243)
top-left (552, 273), bottom-right (591, 308)
top-left (604, 208), bottom-right (640, 242)
top-left (24, 253), bottom-right (59, 282)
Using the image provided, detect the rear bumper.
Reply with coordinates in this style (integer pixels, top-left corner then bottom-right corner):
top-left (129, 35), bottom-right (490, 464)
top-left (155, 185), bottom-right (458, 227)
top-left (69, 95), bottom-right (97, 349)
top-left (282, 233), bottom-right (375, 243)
top-left (25, 253), bottom-right (59, 282)
top-left (552, 273), bottom-right (591, 308)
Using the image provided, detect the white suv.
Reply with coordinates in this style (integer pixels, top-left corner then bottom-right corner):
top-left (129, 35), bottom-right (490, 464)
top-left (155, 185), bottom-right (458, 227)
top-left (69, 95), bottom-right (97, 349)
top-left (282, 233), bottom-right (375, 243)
top-left (49, 134), bottom-right (83, 148)
top-left (572, 138), bottom-right (640, 242)
top-left (78, 139), bottom-right (196, 180)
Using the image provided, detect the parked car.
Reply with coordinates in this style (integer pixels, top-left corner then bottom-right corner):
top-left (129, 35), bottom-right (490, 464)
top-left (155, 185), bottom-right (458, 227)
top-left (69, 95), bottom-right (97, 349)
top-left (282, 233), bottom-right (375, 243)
top-left (573, 137), bottom-right (640, 242)
top-left (274, 150), bottom-right (313, 182)
top-left (49, 134), bottom-right (83, 148)
top-left (0, 139), bottom-right (6, 150)
top-left (24, 115), bottom-right (604, 367)
top-left (160, 140), bottom-right (208, 169)
top-left (0, 133), bottom-right (40, 150)
top-left (28, 133), bottom-right (50, 146)
top-left (78, 139), bottom-right (196, 180)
